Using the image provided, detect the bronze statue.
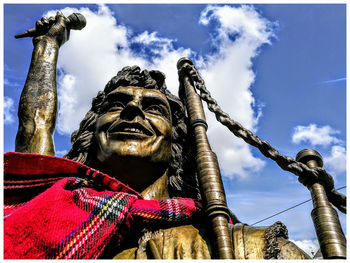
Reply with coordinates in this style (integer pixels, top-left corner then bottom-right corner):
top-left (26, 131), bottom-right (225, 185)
top-left (296, 149), bottom-right (346, 258)
top-left (5, 11), bottom-right (312, 259)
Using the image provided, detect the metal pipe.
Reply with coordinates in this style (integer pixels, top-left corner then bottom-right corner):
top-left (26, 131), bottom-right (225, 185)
top-left (296, 149), bottom-right (346, 259)
top-left (177, 57), bottom-right (234, 259)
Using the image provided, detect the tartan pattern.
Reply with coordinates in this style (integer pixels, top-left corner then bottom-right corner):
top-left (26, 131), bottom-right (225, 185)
top-left (3, 152), bottom-right (201, 259)
top-left (47, 186), bottom-right (138, 259)
top-left (131, 198), bottom-right (201, 222)
top-left (4, 175), bottom-right (68, 218)
top-left (3, 203), bottom-right (27, 220)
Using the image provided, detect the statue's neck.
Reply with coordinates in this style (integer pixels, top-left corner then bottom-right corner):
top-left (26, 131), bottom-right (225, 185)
top-left (95, 159), bottom-right (169, 200)
top-left (140, 172), bottom-right (169, 200)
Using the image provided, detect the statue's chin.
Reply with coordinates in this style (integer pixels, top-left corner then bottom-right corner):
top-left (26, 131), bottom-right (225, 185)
top-left (96, 131), bottom-right (171, 165)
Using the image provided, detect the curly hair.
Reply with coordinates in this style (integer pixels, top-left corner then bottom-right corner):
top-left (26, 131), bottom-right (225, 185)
top-left (64, 66), bottom-right (200, 199)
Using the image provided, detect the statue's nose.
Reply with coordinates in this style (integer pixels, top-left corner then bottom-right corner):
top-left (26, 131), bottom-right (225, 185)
top-left (120, 101), bottom-right (145, 121)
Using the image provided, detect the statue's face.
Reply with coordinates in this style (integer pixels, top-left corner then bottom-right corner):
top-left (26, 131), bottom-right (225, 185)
top-left (95, 86), bottom-right (172, 166)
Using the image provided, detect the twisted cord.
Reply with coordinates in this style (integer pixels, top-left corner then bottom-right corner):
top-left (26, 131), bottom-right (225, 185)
top-left (178, 64), bottom-right (346, 214)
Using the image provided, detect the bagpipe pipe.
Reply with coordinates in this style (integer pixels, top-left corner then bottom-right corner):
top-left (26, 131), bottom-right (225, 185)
top-left (177, 57), bottom-right (346, 259)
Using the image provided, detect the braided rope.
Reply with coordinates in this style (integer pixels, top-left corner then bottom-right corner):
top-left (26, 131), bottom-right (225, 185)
top-left (178, 64), bottom-right (346, 214)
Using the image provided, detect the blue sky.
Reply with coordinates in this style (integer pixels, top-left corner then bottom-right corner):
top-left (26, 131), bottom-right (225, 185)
top-left (3, 3), bottom-right (346, 256)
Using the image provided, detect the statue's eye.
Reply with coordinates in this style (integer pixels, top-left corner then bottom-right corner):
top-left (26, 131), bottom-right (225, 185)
top-left (109, 101), bottom-right (124, 112)
top-left (145, 105), bottom-right (163, 115)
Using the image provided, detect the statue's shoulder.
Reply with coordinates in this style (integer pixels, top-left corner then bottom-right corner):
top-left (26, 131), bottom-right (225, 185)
top-left (113, 222), bottom-right (310, 259)
top-left (232, 222), bottom-right (310, 259)
top-left (113, 224), bottom-right (211, 259)
top-left (162, 222), bottom-right (310, 259)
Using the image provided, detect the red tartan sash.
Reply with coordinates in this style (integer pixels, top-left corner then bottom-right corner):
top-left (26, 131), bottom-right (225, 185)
top-left (3, 152), bottom-right (201, 259)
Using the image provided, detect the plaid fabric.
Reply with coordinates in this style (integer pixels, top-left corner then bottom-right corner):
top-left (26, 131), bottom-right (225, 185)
top-left (3, 152), bottom-right (201, 259)
top-left (131, 198), bottom-right (200, 222)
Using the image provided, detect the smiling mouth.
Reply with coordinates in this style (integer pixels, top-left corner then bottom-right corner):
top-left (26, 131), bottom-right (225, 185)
top-left (108, 122), bottom-right (153, 137)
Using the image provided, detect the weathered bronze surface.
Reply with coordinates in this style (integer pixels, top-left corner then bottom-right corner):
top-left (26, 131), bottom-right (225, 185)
top-left (15, 36), bottom-right (59, 155)
top-left (15, 13), bottom-right (86, 39)
top-left (110, 223), bottom-right (309, 259)
top-left (177, 57), bottom-right (233, 259)
top-left (94, 86), bottom-right (172, 193)
top-left (296, 149), bottom-right (346, 259)
top-left (13, 11), bottom-right (315, 259)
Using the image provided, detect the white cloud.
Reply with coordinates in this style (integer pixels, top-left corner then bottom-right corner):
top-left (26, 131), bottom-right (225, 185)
top-left (4, 78), bottom-right (20, 87)
top-left (4, 96), bottom-right (15, 124)
top-left (45, 4), bottom-right (276, 179)
top-left (56, 150), bottom-right (68, 157)
top-left (56, 74), bottom-right (79, 134)
top-left (131, 31), bottom-right (193, 95)
top-left (323, 145), bottom-right (346, 175)
top-left (292, 124), bottom-right (341, 146)
top-left (291, 124), bottom-right (346, 176)
top-left (200, 5), bottom-right (275, 49)
top-left (290, 239), bottom-right (319, 258)
top-left (210, 127), bottom-right (265, 178)
top-left (133, 31), bottom-right (173, 46)
top-left (198, 5), bottom-right (276, 178)
top-left (322, 77), bottom-right (346, 84)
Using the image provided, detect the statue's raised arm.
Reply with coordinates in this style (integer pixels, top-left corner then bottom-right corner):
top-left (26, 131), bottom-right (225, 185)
top-left (15, 11), bottom-right (85, 155)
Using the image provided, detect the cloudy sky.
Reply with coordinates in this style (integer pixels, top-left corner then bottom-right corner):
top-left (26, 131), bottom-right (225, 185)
top-left (3, 2), bottom-right (346, 257)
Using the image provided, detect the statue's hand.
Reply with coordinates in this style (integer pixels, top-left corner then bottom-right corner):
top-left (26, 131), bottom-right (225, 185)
top-left (33, 11), bottom-right (70, 47)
